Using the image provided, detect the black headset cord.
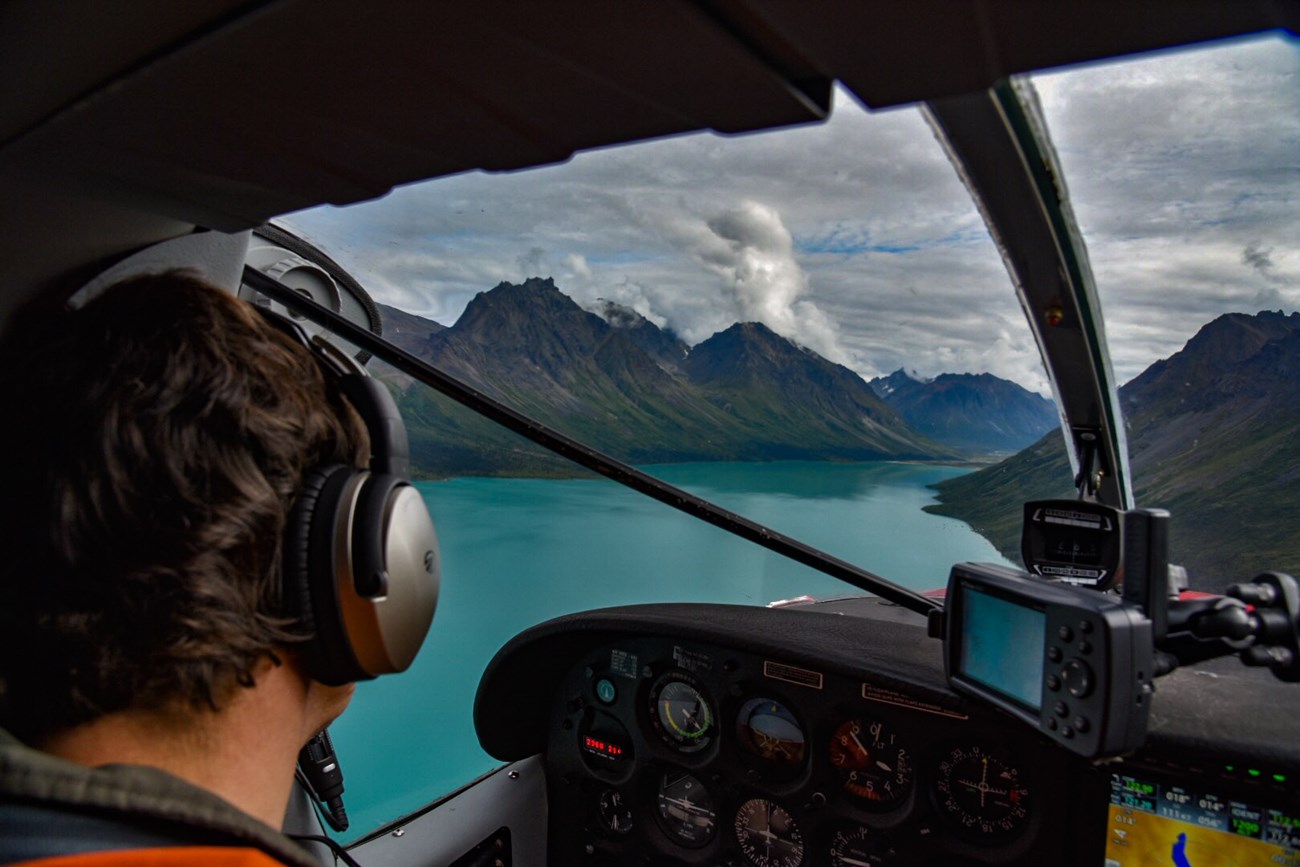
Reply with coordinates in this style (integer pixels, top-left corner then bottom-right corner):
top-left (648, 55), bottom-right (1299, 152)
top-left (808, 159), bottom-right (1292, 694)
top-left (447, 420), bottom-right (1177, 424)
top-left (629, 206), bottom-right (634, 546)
top-left (298, 729), bottom-right (349, 832)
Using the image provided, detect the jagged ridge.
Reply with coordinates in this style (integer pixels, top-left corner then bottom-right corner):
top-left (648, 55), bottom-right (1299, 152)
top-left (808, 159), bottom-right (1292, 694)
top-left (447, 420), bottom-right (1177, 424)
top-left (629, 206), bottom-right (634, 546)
top-left (379, 278), bottom-right (954, 476)
top-left (869, 369), bottom-right (1056, 455)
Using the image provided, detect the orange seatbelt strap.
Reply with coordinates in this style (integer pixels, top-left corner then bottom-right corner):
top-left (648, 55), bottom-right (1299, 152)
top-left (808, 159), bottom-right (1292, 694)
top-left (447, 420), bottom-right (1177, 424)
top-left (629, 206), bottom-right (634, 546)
top-left (13, 847), bottom-right (287, 867)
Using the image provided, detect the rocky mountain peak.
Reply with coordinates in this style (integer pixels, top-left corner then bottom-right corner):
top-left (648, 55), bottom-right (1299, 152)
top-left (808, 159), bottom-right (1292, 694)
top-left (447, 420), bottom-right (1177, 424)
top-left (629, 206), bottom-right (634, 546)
top-left (588, 299), bottom-right (689, 371)
top-left (871, 369), bottom-right (1055, 454)
top-left (869, 368), bottom-right (930, 398)
top-left (453, 277), bottom-right (607, 352)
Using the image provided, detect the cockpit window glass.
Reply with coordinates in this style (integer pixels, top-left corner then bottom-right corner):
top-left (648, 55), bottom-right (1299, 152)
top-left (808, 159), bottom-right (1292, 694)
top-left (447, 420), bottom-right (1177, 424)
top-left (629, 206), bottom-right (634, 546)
top-left (281, 90), bottom-right (1049, 838)
top-left (1030, 34), bottom-right (1300, 587)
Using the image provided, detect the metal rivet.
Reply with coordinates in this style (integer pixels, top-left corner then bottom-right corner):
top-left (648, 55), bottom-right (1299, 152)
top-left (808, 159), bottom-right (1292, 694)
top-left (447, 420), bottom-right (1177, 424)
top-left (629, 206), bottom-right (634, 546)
top-left (392, 828), bottom-right (405, 838)
top-left (508, 770), bottom-right (520, 780)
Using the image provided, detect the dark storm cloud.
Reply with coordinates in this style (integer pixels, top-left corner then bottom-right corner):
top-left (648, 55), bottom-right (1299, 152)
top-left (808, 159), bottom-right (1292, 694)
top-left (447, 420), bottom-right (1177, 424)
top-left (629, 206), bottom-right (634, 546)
top-left (1242, 243), bottom-right (1291, 285)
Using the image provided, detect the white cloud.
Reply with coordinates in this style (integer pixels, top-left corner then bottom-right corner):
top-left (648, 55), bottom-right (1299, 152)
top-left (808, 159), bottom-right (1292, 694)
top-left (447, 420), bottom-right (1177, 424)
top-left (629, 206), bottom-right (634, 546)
top-left (565, 252), bottom-right (593, 281)
top-left (1033, 34), bottom-right (1300, 381)
top-left (654, 200), bottom-right (848, 362)
top-left (587, 277), bottom-right (670, 331)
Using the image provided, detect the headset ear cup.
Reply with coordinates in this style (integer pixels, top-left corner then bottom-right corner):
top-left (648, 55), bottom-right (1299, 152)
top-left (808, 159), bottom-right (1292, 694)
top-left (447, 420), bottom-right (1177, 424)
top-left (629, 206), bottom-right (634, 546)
top-left (345, 474), bottom-right (439, 673)
top-left (283, 466), bottom-right (333, 637)
top-left (283, 463), bottom-right (368, 685)
top-left (350, 473), bottom-right (403, 598)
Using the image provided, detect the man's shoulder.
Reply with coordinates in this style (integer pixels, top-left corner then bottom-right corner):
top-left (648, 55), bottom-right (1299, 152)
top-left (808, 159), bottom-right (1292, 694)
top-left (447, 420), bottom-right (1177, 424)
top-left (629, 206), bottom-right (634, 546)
top-left (0, 731), bottom-right (317, 867)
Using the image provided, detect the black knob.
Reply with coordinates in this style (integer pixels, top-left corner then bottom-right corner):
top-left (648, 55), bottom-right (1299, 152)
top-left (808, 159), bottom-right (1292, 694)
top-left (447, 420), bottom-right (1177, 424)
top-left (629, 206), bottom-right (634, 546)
top-left (1062, 659), bottom-right (1095, 698)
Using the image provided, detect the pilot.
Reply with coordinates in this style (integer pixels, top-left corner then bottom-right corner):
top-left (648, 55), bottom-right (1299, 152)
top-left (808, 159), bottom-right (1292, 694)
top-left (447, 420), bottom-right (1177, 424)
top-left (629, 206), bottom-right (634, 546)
top-left (0, 271), bottom-right (379, 865)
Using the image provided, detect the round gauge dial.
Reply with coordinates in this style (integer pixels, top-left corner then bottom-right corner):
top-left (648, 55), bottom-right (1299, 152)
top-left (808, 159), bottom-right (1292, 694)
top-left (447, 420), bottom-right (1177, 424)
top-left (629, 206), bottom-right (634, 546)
top-left (655, 770), bottom-right (716, 847)
top-left (935, 745), bottom-right (1032, 837)
top-left (734, 798), bottom-right (804, 867)
top-left (736, 697), bottom-right (806, 765)
top-left (597, 788), bottom-right (633, 836)
top-left (828, 719), bottom-right (913, 807)
top-left (649, 673), bottom-right (714, 752)
top-left (830, 824), bottom-right (894, 866)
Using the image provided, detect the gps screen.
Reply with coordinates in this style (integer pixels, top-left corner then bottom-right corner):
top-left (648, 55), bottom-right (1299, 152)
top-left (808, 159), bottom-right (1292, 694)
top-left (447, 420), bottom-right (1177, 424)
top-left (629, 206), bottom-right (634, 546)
top-left (1107, 772), bottom-right (1299, 866)
top-left (959, 584), bottom-right (1045, 711)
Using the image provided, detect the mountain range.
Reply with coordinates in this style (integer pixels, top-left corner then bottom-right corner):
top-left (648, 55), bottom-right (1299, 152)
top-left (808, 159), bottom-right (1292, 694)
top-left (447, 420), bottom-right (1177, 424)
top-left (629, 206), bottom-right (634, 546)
top-left (372, 280), bottom-right (1297, 588)
top-left (378, 279), bottom-right (1069, 475)
top-left (868, 369), bottom-right (1056, 454)
top-left (926, 310), bottom-right (1300, 590)
top-left (377, 278), bottom-right (965, 476)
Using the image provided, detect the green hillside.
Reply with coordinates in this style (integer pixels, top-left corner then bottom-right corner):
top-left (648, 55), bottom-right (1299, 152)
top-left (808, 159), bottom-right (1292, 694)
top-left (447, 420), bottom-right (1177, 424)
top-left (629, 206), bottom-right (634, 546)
top-left (927, 312), bottom-right (1300, 590)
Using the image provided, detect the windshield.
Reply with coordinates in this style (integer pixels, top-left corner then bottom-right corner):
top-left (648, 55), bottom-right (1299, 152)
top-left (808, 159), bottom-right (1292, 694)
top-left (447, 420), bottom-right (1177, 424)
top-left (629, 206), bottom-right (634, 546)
top-left (276, 33), bottom-right (1300, 842)
top-left (281, 89), bottom-right (1045, 839)
top-left (1025, 33), bottom-right (1299, 588)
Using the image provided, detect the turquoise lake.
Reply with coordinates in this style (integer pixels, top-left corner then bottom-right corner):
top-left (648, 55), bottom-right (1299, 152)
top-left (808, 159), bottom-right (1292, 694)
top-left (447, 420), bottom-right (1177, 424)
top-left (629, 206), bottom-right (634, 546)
top-left (328, 461), bottom-right (1012, 841)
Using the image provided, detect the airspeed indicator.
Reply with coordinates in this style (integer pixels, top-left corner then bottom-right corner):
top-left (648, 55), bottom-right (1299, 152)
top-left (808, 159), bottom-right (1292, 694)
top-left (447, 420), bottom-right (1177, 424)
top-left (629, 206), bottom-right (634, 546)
top-left (649, 672), bottom-right (714, 753)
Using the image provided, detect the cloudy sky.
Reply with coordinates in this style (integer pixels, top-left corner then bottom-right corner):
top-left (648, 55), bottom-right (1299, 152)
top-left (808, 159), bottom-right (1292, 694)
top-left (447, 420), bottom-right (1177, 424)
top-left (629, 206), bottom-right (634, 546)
top-left (283, 34), bottom-right (1298, 396)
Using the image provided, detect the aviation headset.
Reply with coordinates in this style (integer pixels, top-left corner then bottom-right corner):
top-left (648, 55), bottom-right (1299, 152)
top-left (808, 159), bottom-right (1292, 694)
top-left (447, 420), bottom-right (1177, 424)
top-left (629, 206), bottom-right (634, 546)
top-left (259, 306), bottom-right (440, 686)
top-left (68, 232), bottom-right (436, 686)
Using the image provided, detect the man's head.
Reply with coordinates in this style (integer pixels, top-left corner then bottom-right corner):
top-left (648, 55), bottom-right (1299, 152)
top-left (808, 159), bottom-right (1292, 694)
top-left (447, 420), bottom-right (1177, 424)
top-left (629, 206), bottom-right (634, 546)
top-left (0, 270), bottom-right (369, 743)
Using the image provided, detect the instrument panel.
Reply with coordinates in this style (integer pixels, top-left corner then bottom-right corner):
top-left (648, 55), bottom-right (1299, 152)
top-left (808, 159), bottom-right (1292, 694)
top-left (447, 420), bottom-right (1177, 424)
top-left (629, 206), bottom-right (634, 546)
top-left (474, 601), bottom-right (1300, 867)
top-left (543, 634), bottom-right (1091, 866)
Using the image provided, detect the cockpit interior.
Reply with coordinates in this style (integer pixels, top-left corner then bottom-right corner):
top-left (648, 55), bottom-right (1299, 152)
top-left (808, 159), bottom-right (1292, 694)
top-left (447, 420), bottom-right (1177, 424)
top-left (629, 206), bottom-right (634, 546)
top-left (2, 3), bottom-right (1298, 866)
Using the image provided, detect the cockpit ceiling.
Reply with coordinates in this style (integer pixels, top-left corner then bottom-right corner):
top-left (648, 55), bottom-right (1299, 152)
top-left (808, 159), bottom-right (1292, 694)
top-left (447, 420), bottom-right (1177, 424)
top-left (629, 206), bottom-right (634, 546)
top-left (2, 0), bottom-right (1294, 234)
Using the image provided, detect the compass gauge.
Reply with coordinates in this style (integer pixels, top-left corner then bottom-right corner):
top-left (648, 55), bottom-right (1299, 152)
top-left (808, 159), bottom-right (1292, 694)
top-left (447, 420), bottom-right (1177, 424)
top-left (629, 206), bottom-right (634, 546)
top-left (734, 798), bottom-right (804, 867)
top-left (935, 745), bottom-right (1032, 838)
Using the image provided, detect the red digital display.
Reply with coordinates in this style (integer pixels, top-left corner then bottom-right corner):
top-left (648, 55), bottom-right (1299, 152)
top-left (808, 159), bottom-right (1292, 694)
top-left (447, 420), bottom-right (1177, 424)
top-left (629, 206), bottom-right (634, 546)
top-left (583, 736), bottom-right (626, 759)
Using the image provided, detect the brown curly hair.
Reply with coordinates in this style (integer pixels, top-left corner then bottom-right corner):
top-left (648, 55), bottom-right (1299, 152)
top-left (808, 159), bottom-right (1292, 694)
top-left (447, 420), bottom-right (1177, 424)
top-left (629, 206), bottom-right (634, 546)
top-left (0, 270), bottom-right (369, 741)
